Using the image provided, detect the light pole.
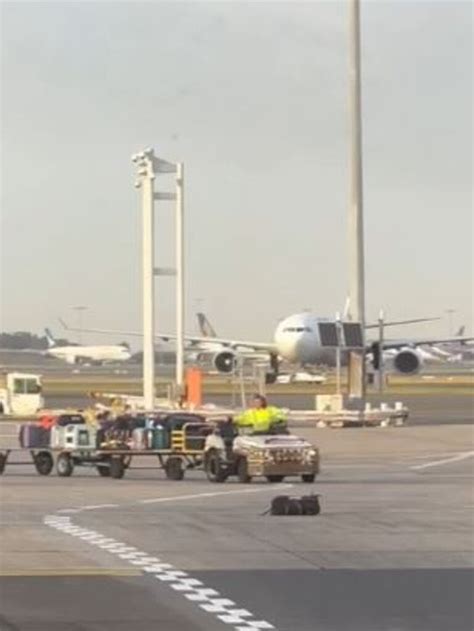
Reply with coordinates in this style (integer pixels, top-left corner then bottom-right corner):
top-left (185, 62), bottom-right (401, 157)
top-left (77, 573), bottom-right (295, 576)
top-left (132, 149), bottom-right (185, 409)
top-left (73, 306), bottom-right (88, 345)
top-left (347, 0), bottom-right (366, 405)
top-left (132, 149), bottom-right (156, 411)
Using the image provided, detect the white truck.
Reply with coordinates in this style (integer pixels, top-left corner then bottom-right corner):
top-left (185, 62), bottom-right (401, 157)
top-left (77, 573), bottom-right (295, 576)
top-left (0, 372), bottom-right (44, 416)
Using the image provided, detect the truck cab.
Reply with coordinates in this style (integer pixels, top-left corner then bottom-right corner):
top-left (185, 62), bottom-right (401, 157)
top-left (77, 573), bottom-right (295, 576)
top-left (0, 372), bottom-right (44, 415)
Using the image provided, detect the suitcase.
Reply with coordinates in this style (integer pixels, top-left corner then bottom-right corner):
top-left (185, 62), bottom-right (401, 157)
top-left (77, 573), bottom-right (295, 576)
top-left (131, 428), bottom-right (147, 450)
top-left (63, 425), bottom-right (96, 449)
top-left (57, 414), bottom-right (85, 427)
top-left (148, 425), bottom-right (168, 450)
top-left (50, 426), bottom-right (65, 449)
top-left (19, 424), bottom-right (44, 448)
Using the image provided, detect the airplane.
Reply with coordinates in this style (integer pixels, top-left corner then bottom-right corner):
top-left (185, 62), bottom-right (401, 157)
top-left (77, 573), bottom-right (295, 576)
top-left (60, 311), bottom-right (471, 376)
top-left (44, 328), bottom-right (131, 365)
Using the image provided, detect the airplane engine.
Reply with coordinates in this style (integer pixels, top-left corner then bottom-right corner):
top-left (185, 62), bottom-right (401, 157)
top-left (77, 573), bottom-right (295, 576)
top-left (213, 351), bottom-right (237, 374)
top-left (392, 348), bottom-right (424, 374)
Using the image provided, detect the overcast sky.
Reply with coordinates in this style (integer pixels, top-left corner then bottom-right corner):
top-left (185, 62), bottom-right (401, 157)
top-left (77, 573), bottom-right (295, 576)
top-left (1, 1), bottom-right (472, 345)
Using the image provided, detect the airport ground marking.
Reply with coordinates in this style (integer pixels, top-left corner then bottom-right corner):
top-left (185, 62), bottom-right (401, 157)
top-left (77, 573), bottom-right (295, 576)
top-left (411, 450), bottom-right (474, 470)
top-left (43, 508), bottom-right (278, 631)
top-left (139, 484), bottom-right (294, 505)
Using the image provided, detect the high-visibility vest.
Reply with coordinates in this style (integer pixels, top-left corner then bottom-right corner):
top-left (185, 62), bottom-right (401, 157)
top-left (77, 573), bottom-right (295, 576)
top-left (235, 406), bottom-right (285, 433)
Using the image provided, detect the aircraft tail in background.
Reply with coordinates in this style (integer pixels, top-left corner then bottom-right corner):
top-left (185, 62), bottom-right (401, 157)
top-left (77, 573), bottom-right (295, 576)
top-left (456, 325), bottom-right (465, 337)
top-left (196, 312), bottom-right (218, 338)
top-left (44, 328), bottom-right (57, 349)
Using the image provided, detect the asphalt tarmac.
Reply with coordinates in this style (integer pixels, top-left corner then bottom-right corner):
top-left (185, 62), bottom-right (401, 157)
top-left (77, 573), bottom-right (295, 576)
top-left (1, 424), bottom-right (473, 630)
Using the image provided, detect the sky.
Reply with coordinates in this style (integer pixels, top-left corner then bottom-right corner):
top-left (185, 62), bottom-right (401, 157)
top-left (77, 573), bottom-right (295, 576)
top-left (0, 1), bottom-right (472, 346)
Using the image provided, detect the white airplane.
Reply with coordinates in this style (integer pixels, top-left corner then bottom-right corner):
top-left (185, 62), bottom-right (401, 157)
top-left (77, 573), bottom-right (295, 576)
top-left (45, 328), bottom-right (131, 365)
top-left (61, 311), bottom-right (471, 376)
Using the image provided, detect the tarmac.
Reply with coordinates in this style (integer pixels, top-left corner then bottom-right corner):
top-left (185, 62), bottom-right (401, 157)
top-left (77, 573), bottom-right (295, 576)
top-left (1, 417), bottom-right (473, 630)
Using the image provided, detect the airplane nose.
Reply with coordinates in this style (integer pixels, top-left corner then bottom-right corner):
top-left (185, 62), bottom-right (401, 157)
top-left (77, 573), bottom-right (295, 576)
top-left (276, 332), bottom-right (305, 362)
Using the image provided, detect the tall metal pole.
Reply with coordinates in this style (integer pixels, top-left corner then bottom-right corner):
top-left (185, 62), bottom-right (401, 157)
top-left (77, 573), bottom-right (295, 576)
top-left (378, 310), bottom-right (384, 394)
top-left (347, 0), bottom-right (366, 403)
top-left (140, 153), bottom-right (156, 410)
top-left (175, 162), bottom-right (185, 390)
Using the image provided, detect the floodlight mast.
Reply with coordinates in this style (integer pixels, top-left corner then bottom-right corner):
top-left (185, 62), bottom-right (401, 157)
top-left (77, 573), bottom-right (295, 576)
top-left (347, 0), bottom-right (367, 403)
top-left (133, 149), bottom-right (156, 411)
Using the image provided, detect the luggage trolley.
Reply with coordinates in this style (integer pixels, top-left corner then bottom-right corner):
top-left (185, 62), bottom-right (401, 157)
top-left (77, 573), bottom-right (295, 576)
top-left (53, 419), bottom-right (216, 480)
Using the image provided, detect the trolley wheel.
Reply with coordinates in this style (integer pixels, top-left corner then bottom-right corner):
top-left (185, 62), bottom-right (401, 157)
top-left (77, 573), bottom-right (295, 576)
top-left (35, 451), bottom-right (54, 476)
top-left (97, 465), bottom-right (111, 477)
top-left (266, 474), bottom-right (285, 483)
top-left (205, 449), bottom-right (227, 483)
top-left (302, 473), bottom-right (316, 483)
top-left (0, 453), bottom-right (6, 475)
top-left (237, 457), bottom-right (252, 484)
top-left (56, 453), bottom-right (74, 477)
top-left (110, 457), bottom-right (125, 479)
top-left (165, 457), bottom-right (184, 481)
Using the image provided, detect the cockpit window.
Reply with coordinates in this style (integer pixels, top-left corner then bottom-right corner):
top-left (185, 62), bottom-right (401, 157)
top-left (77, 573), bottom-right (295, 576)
top-left (283, 326), bottom-right (312, 333)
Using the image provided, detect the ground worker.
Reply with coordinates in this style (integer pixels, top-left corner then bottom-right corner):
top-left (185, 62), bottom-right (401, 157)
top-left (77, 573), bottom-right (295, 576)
top-left (235, 394), bottom-right (287, 434)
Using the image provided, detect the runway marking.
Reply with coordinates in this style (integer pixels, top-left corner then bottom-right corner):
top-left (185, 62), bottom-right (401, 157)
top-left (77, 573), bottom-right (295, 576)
top-left (411, 451), bottom-right (474, 470)
top-left (139, 484), bottom-right (293, 504)
top-left (0, 568), bottom-right (141, 577)
top-left (81, 504), bottom-right (119, 510)
top-left (43, 512), bottom-right (278, 631)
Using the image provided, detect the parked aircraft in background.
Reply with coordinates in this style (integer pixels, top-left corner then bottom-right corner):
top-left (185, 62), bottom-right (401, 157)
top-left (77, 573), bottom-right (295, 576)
top-left (62, 310), bottom-right (471, 376)
top-left (44, 328), bottom-right (131, 365)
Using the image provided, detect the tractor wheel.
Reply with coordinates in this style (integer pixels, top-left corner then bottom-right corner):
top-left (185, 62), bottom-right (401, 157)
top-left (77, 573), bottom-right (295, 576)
top-left (266, 474), bottom-right (285, 483)
top-left (237, 457), bottom-right (252, 484)
top-left (205, 450), bottom-right (227, 483)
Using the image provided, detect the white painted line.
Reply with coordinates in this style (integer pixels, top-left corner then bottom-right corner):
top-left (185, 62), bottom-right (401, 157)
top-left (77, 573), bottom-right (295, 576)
top-left (140, 484), bottom-right (293, 505)
top-left (82, 504), bottom-right (118, 510)
top-left (411, 451), bottom-right (474, 470)
top-left (43, 510), bottom-right (278, 630)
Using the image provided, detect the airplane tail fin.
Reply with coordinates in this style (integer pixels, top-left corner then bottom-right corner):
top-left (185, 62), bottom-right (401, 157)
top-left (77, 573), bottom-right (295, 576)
top-left (456, 325), bottom-right (465, 337)
top-left (196, 312), bottom-right (218, 338)
top-left (44, 328), bottom-right (57, 349)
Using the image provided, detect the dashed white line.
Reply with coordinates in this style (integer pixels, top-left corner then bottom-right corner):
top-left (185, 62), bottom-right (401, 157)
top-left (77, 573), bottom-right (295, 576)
top-left (411, 450), bottom-right (474, 470)
top-left (44, 513), bottom-right (277, 630)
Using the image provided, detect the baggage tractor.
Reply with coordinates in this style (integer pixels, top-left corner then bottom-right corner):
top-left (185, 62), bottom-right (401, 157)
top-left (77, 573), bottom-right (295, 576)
top-left (131, 428), bottom-right (147, 450)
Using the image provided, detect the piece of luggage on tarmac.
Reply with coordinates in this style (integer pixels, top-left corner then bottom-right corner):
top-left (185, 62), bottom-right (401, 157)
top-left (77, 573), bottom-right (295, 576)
top-left (19, 424), bottom-right (49, 448)
top-left (56, 413), bottom-right (85, 427)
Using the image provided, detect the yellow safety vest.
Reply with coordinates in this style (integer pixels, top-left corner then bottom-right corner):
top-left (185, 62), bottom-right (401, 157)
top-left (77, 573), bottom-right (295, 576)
top-left (235, 406), bottom-right (285, 433)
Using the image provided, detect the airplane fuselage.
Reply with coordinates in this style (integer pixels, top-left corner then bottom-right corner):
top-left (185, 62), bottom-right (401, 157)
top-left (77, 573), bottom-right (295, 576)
top-left (48, 345), bottom-right (131, 365)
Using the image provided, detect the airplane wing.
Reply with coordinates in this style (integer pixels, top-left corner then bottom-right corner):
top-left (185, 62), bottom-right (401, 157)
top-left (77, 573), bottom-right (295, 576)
top-left (59, 320), bottom-right (277, 353)
top-left (364, 317), bottom-right (439, 329)
top-left (378, 336), bottom-right (474, 351)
